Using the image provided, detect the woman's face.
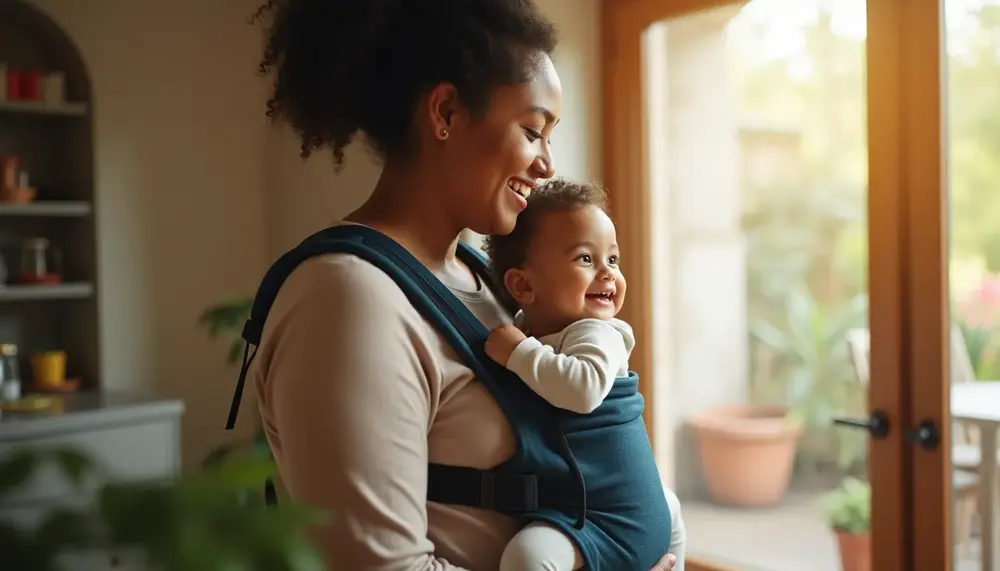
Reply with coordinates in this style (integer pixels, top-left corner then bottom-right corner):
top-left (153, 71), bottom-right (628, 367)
top-left (435, 53), bottom-right (563, 236)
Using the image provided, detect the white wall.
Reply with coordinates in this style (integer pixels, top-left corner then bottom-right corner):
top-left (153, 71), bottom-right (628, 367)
top-left (28, 0), bottom-right (602, 466)
top-left (31, 0), bottom-right (270, 464)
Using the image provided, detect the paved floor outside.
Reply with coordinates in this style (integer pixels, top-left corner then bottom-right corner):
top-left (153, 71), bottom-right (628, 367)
top-left (682, 491), bottom-right (981, 571)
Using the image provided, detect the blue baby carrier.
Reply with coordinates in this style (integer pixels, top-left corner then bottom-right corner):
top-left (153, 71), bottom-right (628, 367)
top-left (225, 225), bottom-right (671, 570)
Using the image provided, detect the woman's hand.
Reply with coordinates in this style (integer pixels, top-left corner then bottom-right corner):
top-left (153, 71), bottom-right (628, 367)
top-left (649, 553), bottom-right (677, 570)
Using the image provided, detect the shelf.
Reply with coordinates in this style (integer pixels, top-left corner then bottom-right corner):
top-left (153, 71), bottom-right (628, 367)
top-left (0, 201), bottom-right (91, 217)
top-left (0, 282), bottom-right (94, 302)
top-left (0, 100), bottom-right (87, 117)
top-left (4, 1), bottom-right (101, 391)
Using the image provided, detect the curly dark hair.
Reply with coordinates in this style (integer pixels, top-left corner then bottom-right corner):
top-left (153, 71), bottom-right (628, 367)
top-left (251, 0), bottom-right (558, 166)
top-left (484, 178), bottom-right (609, 284)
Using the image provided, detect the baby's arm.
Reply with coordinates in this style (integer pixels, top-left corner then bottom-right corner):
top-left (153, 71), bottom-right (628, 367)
top-left (489, 320), bottom-right (629, 414)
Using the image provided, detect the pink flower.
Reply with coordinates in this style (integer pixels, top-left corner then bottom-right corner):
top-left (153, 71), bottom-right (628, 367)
top-left (959, 275), bottom-right (1000, 329)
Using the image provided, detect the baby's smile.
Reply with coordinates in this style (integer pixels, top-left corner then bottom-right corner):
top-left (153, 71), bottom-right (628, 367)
top-left (585, 290), bottom-right (616, 306)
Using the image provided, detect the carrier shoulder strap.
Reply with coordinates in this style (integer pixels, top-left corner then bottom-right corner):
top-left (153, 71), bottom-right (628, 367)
top-left (224, 226), bottom-right (536, 513)
top-left (224, 228), bottom-right (363, 431)
top-left (453, 240), bottom-right (520, 317)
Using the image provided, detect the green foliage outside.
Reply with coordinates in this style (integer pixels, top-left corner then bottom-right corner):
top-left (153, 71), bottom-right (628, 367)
top-left (750, 287), bottom-right (868, 474)
top-left (822, 476), bottom-right (871, 534)
top-left (732, 1), bottom-right (1000, 477)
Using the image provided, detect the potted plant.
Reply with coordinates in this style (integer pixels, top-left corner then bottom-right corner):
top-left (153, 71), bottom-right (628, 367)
top-left (688, 286), bottom-right (866, 507)
top-left (686, 401), bottom-right (802, 507)
top-left (197, 296), bottom-right (270, 465)
top-left (198, 296), bottom-right (253, 366)
top-left (822, 476), bottom-right (871, 571)
top-left (0, 444), bottom-right (327, 571)
top-left (196, 295), bottom-right (279, 509)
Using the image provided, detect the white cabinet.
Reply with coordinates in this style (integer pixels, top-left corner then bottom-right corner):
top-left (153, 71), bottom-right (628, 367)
top-left (0, 392), bottom-right (184, 571)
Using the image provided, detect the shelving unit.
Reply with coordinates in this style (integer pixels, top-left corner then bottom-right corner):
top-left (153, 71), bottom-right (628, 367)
top-left (0, 283), bottom-right (94, 302)
top-left (1, 0), bottom-right (100, 391)
top-left (0, 200), bottom-right (92, 217)
top-left (0, 99), bottom-right (87, 117)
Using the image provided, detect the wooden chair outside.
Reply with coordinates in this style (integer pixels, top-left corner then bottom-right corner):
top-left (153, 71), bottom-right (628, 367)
top-left (846, 326), bottom-right (982, 554)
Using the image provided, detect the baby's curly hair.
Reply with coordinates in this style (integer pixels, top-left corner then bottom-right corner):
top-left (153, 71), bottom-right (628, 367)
top-left (484, 179), bottom-right (609, 284)
top-left (251, 0), bottom-right (557, 167)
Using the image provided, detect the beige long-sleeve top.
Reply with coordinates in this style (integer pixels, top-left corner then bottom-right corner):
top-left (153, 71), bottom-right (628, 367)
top-left (253, 252), bottom-right (521, 570)
top-left (507, 318), bottom-right (636, 414)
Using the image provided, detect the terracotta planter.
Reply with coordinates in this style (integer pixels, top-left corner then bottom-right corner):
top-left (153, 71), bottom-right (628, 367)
top-left (834, 531), bottom-right (870, 571)
top-left (688, 404), bottom-right (802, 507)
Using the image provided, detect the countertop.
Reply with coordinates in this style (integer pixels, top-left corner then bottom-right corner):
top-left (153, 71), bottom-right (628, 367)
top-left (0, 391), bottom-right (185, 441)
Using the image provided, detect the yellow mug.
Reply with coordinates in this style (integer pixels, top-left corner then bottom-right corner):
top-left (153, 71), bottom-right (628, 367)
top-left (32, 350), bottom-right (67, 387)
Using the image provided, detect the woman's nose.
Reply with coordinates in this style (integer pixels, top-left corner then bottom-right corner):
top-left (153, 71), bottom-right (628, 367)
top-left (532, 147), bottom-right (555, 179)
top-left (537, 157), bottom-right (555, 179)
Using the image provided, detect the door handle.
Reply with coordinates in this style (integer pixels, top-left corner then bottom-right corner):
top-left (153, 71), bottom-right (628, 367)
top-left (832, 410), bottom-right (891, 439)
top-left (904, 419), bottom-right (940, 451)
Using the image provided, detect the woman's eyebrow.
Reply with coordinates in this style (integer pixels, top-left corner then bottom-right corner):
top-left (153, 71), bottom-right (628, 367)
top-left (529, 105), bottom-right (556, 123)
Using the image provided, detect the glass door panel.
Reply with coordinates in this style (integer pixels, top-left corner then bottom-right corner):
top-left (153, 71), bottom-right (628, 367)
top-left (601, 0), bottom-right (951, 569)
top-left (644, 3), bottom-right (871, 569)
top-left (943, 1), bottom-right (1000, 569)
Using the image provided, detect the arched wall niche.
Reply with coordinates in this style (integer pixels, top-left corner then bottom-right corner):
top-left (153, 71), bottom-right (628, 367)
top-left (0, 0), bottom-right (92, 104)
top-left (0, 0), bottom-right (102, 391)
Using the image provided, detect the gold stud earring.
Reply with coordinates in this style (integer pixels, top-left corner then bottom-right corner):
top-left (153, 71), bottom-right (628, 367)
top-left (439, 128), bottom-right (449, 140)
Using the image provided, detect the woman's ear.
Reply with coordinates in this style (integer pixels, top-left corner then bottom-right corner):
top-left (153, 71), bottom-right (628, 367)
top-left (426, 82), bottom-right (462, 140)
top-left (503, 268), bottom-right (535, 307)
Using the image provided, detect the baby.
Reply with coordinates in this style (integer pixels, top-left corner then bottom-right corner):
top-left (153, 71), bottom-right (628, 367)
top-left (483, 179), bottom-right (638, 571)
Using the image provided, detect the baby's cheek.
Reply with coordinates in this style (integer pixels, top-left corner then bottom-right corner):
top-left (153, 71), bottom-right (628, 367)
top-left (556, 286), bottom-right (583, 306)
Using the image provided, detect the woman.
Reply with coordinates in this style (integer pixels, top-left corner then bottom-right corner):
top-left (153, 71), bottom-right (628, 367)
top-left (249, 1), bottom-right (685, 569)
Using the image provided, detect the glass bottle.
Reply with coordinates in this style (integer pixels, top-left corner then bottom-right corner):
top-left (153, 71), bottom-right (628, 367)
top-left (0, 343), bottom-right (22, 401)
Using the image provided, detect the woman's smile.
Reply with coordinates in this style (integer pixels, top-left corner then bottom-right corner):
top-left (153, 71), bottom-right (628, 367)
top-left (507, 178), bottom-right (534, 211)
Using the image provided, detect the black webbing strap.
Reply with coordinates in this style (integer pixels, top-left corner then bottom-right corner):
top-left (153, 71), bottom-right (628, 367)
top-left (426, 464), bottom-right (539, 513)
top-left (264, 479), bottom-right (277, 506)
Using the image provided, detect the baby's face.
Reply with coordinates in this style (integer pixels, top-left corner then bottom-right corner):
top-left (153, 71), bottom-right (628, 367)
top-left (507, 205), bottom-right (627, 334)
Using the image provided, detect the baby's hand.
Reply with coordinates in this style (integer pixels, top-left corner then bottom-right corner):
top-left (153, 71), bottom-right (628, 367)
top-left (485, 324), bottom-right (527, 366)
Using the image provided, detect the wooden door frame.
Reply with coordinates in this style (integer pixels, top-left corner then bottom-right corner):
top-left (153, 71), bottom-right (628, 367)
top-left (600, 0), bottom-right (739, 440)
top-left (893, 0), bottom-right (951, 569)
top-left (601, 0), bottom-right (951, 569)
top-left (687, 556), bottom-right (739, 571)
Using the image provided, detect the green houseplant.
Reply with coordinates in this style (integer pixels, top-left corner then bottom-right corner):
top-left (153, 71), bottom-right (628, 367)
top-left (0, 445), bottom-right (325, 571)
top-left (198, 296), bottom-right (253, 367)
top-left (822, 476), bottom-right (871, 571)
top-left (750, 286), bottom-right (868, 475)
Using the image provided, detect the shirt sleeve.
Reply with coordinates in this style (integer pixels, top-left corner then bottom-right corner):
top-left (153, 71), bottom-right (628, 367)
top-left (257, 257), bottom-right (471, 571)
top-left (504, 319), bottom-right (629, 414)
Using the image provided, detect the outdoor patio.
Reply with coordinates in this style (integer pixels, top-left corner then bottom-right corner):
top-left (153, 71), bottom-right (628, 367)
top-left (649, 4), bottom-right (1000, 570)
top-left (683, 488), bottom-right (983, 571)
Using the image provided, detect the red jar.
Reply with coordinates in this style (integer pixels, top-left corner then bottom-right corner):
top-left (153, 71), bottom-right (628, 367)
top-left (21, 71), bottom-right (41, 101)
top-left (6, 68), bottom-right (21, 100)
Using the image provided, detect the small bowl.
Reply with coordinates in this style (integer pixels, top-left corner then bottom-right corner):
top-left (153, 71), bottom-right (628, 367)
top-left (30, 378), bottom-right (80, 393)
top-left (0, 186), bottom-right (37, 204)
